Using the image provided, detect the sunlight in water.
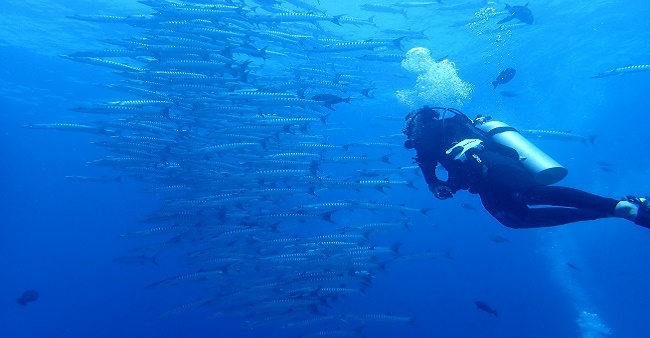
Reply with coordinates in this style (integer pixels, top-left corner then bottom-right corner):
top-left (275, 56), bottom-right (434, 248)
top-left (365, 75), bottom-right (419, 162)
top-left (542, 231), bottom-right (612, 338)
top-left (577, 311), bottom-right (612, 338)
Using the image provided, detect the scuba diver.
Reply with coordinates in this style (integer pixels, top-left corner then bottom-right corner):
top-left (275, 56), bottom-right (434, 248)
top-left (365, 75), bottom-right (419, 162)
top-left (402, 106), bottom-right (650, 229)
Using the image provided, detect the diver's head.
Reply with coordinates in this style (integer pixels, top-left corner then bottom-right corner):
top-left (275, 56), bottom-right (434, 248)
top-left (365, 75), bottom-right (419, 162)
top-left (403, 106), bottom-right (473, 149)
top-left (403, 106), bottom-right (443, 148)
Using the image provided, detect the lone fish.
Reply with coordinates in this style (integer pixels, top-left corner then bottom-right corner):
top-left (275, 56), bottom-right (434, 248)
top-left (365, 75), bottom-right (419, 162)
top-left (492, 68), bottom-right (516, 89)
top-left (475, 301), bottom-right (499, 317)
top-left (17, 290), bottom-right (39, 306)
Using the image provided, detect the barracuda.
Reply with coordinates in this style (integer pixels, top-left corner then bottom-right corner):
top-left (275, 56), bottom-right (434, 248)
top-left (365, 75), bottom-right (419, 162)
top-left (86, 157), bottom-right (156, 166)
top-left (22, 123), bottom-right (114, 135)
top-left (321, 154), bottom-right (392, 164)
top-left (356, 165), bottom-right (421, 177)
top-left (193, 142), bottom-right (261, 154)
top-left (146, 268), bottom-right (227, 288)
top-left (337, 15), bottom-right (377, 27)
top-left (314, 36), bottom-right (406, 53)
top-left (99, 84), bottom-right (171, 100)
top-left (245, 211), bottom-right (335, 224)
top-left (353, 201), bottom-right (433, 216)
top-left (253, 187), bottom-right (318, 197)
top-left (222, 90), bottom-right (298, 100)
top-left (120, 225), bottom-right (193, 237)
top-left (340, 313), bottom-right (416, 326)
top-left (90, 140), bottom-right (167, 153)
top-left (248, 168), bottom-right (316, 179)
top-left (519, 129), bottom-right (596, 144)
top-left (355, 178), bottom-right (417, 190)
top-left (185, 26), bottom-right (249, 40)
top-left (67, 14), bottom-right (159, 24)
top-left (284, 143), bottom-right (348, 153)
top-left (59, 55), bottom-right (144, 72)
top-left (144, 184), bottom-right (191, 193)
top-left (64, 175), bottom-right (122, 183)
top-left (264, 152), bottom-right (321, 160)
top-left (298, 201), bottom-right (357, 212)
top-left (103, 99), bottom-right (174, 107)
top-left (337, 219), bottom-right (412, 235)
top-left (69, 49), bottom-right (144, 58)
top-left (253, 13), bottom-right (344, 25)
top-left (148, 36), bottom-right (228, 50)
top-left (592, 64), bottom-right (650, 77)
top-left (70, 105), bottom-right (165, 115)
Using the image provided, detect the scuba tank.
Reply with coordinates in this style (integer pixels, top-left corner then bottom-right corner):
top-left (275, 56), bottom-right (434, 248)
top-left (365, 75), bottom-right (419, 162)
top-left (474, 118), bottom-right (568, 185)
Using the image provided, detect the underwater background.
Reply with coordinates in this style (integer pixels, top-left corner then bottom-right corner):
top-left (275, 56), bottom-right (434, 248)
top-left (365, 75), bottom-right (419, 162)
top-left (2, 0), bottom-right (650, 337)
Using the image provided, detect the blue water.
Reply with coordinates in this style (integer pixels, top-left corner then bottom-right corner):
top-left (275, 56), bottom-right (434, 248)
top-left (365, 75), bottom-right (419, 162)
top-left (2, 0), bottom-right (650, 337)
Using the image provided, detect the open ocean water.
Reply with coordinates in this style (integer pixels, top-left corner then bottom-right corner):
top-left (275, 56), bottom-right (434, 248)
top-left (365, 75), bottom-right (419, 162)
top-left (2, 0), bottom-right (650, 337)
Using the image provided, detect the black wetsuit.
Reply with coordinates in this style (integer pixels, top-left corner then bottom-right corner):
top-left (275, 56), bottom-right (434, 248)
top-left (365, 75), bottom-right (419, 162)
top-left (406, 108), bottom-right (619, 228)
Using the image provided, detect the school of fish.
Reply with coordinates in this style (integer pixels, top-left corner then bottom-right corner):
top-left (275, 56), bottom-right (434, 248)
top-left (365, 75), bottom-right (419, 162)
top-left (22, 0), bottom-right (458, 335)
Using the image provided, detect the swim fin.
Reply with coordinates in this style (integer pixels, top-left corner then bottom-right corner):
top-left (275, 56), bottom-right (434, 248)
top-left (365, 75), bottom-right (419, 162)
top-left (627, 196), bottom-right (650, 228)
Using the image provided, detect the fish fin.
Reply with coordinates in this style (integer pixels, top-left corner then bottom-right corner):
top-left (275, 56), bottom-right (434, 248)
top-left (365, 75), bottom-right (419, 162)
top-left (419, 207), bottom-right (434, 216)
top-left (408, 316), bottom-right (418, 327)
top-left (322, 211), bottom-right (336, 223)
top-left (332, 14), bottom-right (344, 26)
top-left (497, 15), bottom-right (514, 24)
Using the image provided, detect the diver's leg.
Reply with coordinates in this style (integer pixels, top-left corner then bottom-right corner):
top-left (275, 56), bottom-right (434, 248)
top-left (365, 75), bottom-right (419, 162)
top-left (480, 189), bottom-right (612, 229)
top-left (503, 207), bottom-right (610, 228)
top-left (522, 186), bottom-right (619, 213)
top-left (524, 187), bottom-right (650, 228)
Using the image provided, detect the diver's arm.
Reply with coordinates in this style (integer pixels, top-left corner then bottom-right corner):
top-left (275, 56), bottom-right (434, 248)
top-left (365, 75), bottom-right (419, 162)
top-left (417, 156), bottom-right (455, 199)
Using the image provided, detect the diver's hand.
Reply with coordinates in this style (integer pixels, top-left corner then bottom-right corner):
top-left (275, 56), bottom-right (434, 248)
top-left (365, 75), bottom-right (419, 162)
top-left (430, 185), bottom-right (453, 200)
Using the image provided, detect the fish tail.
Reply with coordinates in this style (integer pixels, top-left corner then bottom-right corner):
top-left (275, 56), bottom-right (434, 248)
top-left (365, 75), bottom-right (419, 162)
top-left (588, 135), bottom-right (597, 144)
top-left (408, 316), bottom-right (418, 327)
top-left (319, 114), bottom-right (331, 124)
top-left (309, 160), bottom-right (320, 177)
top-left (419, 207), bottom-right (434, 216)
top-left (307, 186), bottom-right (318, 196)
top-left (390, 242), bottom-right (402, 255)
top-left (321, 210), bottom-right (336, 223)
top-left (492, 81), bottom-right (498, 89)
top-left (402, 219), bottom-right (412, 231)
top-left (393, 36), bottom-right (406, 50)
top-left (268, 221), bottom-right (281, 233)
top-left (332, 14), bottom-right (344, 26)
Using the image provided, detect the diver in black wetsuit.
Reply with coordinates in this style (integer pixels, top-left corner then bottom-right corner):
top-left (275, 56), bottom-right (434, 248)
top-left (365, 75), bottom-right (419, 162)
top-left (402, 106), bottom-right (650, 229)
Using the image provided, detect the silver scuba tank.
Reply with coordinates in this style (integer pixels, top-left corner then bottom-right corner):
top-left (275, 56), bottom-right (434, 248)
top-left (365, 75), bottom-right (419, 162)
top-left (475, 120), bottom-right (568, 185)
